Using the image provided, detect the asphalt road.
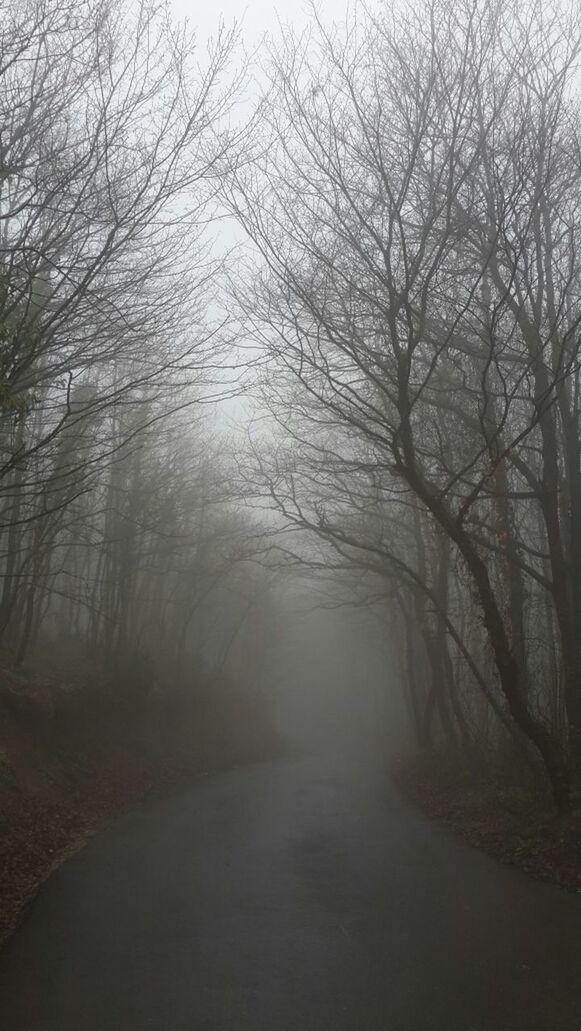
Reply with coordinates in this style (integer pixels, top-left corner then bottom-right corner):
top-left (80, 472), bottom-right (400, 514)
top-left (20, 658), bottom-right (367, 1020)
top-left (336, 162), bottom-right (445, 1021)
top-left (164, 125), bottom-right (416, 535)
top-left (0, 753), bottom-right (580, 1030)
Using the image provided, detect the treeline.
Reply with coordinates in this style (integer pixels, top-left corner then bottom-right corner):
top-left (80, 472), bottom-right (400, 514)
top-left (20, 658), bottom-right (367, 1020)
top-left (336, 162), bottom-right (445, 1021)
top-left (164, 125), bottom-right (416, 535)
top-left (227, 0), bottom-right (581, 810)
top-left (4, 0), bottom-right (581, 813)
top-left (0, 0), bottom-right (272, 701)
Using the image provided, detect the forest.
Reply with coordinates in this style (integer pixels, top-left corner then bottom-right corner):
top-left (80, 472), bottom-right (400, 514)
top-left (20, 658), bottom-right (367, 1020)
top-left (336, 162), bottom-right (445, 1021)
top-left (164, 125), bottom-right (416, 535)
top-left (226, 0), bottom-right (581, 816)
top-left (1, 1), bottom-right (581, 1018)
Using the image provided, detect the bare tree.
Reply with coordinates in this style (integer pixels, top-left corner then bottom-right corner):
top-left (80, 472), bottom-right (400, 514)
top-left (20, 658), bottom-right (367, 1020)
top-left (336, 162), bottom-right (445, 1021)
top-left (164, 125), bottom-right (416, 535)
top-left (226, 0), bottom-right (581, 810)
top-left (0, 0), bottom-right (247, 670)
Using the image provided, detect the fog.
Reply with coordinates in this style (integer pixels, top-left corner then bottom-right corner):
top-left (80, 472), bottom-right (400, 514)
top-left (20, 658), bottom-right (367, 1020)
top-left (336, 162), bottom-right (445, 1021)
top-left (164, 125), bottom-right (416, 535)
top-left (267, 586), bottom-right (401, 757)
top-left (1, 1), bottom-right (581, 1026)
top-left (0, 0), bottom-right (579, 813)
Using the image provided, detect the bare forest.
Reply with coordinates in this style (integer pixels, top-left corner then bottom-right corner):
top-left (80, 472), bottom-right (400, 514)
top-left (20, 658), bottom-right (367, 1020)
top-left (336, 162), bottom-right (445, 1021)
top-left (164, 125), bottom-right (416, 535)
top-left (1, 2), bottom-right (581, 1028)
top-left (226, 0), bottom-right (581, 813)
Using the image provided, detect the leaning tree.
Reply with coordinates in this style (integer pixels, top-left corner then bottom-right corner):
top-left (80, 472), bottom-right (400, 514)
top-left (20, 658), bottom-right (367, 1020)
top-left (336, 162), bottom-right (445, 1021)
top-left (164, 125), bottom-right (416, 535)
top-left (226, 0), bottom-right (581, 810)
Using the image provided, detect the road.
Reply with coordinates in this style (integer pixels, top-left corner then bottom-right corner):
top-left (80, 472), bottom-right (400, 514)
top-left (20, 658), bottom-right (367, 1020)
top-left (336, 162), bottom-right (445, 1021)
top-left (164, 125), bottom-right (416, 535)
top-left (0, 753), bottom-right (580, 1030)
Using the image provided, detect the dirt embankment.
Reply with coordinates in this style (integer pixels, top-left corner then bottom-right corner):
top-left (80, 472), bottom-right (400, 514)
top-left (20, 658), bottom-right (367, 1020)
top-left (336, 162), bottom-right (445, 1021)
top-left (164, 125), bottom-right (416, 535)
top-left (0, 652), bottom-right (281, 947)
top-left (394, 753), bottom-right (581, 892)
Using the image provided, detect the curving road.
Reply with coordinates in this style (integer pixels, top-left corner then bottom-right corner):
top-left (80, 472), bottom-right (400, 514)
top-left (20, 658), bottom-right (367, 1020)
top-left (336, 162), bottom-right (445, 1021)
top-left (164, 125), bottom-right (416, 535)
top-left (0, 754), bottom-right (580, 1030)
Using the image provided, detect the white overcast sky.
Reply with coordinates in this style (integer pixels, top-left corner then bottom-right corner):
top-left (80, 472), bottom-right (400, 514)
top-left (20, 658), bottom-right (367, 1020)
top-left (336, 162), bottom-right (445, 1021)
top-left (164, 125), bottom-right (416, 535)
top-left (168, 1), bottom-right (355, 422)
top-left (170, 0), bottom-right (352, 49)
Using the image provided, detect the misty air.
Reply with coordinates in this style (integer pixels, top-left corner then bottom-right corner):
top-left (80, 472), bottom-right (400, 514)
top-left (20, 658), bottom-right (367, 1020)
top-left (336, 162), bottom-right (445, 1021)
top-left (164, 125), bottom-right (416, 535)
top-left (0, 1), bottom-right (580, 1028)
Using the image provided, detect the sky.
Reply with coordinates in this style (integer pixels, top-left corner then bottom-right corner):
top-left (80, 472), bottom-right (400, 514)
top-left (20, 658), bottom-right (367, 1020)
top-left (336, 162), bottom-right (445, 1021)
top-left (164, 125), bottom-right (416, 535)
top-left (170, 0), bottom-right (352, 49)
top-left (168, 0), bottom-right (355, 425)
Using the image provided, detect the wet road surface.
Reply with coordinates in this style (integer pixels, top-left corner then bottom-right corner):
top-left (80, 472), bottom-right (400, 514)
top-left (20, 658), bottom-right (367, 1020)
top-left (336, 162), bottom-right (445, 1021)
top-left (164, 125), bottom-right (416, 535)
top-left (0, 754), bottom-right (580, 1029)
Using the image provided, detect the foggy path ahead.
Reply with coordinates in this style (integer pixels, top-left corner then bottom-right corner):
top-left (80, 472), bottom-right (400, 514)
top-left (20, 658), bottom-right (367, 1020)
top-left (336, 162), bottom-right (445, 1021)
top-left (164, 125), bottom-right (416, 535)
top-left (0, 754), bottom-right (580, 1030)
